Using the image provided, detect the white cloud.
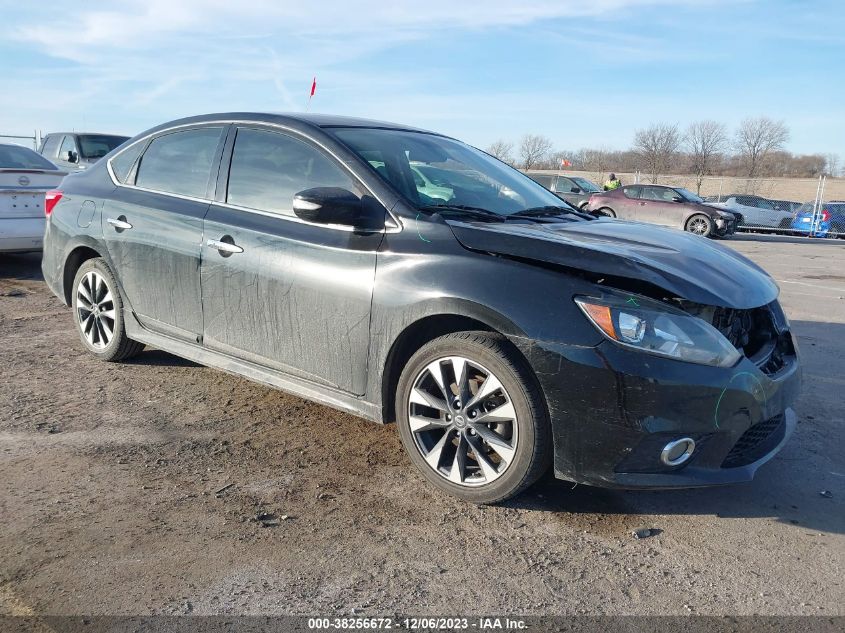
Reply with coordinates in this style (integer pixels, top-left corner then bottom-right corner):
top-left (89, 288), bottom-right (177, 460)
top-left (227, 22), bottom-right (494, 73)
top-left (15, 0), bottom-right (718, 59)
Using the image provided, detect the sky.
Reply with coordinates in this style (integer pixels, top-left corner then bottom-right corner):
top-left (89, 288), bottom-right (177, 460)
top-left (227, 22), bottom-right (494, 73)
top-left (1, 0), bottom-right (843, 155)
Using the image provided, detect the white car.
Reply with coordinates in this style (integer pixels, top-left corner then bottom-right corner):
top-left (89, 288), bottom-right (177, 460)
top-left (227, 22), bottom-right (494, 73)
top-left (707, 194), bottom-right (796, 231)
top-left (0, 143), bottom-right (66, 252)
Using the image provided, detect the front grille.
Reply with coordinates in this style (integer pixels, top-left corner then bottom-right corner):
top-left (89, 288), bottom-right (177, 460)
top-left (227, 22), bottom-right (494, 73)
top-left (721, 415), bottom-right (785, 468)
top-left (710, 303), bottom-right (793, 375)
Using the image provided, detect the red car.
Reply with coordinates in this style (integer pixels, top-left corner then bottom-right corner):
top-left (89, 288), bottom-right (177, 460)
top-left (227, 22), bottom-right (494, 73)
top-left (586, 184), bottom-right (738, 238)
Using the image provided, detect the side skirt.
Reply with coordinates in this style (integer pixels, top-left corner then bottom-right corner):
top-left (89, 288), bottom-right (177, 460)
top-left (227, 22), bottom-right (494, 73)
top-left (124, 310), bottom-right (383, 423)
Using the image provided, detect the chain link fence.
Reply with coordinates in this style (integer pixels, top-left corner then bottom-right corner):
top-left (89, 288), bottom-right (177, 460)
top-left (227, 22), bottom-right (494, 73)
top-left (527, 168), bottom-right (845, 239)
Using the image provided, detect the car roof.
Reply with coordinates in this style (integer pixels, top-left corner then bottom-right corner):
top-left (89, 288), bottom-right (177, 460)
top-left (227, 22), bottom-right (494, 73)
top-left (145, 112), bottom-right (437, 135)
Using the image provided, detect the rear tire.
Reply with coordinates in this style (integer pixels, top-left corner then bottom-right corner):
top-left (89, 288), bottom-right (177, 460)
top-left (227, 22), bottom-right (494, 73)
top-left (395, 331), bottom-right (551, 504)
top-left (72, 258), bottom-right (144, 362)
top-left (685, 214), bottom-right (713, 237)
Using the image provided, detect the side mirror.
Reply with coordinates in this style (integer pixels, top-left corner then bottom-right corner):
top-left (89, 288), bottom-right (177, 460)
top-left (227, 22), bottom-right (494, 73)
top-left (570, 186), bottom-right (581, 193)
top-left (671, 195), bottom-right (683, 203)
top-left (292, 187), bottom-right (383, 231)
top-left (67, 150), bottom-right (78, 164)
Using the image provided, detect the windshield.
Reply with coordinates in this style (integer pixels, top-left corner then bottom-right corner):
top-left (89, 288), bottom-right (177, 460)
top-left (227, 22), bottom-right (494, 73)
top-left (572, 177), bottom-right (600, 193)
top-left (78, 135), bottom-right (129, 159)
top-left (675, 188), bottom-right (703, 203)
top-left (0, 144), bottom-right (59, 170)
top-left (332, 128), bottom-right (565, 215)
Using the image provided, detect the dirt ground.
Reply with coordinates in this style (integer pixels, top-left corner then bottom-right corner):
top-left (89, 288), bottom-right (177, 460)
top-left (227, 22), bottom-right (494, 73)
top-left (1, 235), bottom-right (843, 618)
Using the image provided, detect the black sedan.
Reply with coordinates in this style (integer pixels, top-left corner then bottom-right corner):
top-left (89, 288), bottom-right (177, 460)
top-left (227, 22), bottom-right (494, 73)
top-left (41, 113), bottom-right (800, 503)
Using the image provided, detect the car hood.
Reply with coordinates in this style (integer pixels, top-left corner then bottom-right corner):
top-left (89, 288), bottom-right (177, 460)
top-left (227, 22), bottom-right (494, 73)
top-left (447, 218), bottom-right (779, 309)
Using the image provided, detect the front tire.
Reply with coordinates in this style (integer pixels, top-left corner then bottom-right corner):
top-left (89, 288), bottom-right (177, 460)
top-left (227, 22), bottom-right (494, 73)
top-left (596, 207), bottom-right (616, 218)
top-left (685, 214), bottom-right (713, 237)
top-left (72, 258), bottom-right (144, 362)
top-left (395, 332), bottom-right (551, 504)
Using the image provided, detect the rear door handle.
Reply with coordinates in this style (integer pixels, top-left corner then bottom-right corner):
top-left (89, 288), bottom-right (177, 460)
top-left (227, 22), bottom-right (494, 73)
top-left (207, 238), bottom-right (244, 254)
top-left (106, 217), bottom-right (133, 230)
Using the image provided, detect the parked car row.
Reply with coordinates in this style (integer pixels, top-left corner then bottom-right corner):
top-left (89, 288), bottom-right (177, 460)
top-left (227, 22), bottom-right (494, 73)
top-left (529, 177), bottom-right (843, 240)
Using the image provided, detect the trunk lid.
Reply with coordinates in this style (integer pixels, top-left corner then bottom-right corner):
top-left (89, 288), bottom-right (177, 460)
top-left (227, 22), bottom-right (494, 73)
top-left (0, 169), bottom-right (66, 218)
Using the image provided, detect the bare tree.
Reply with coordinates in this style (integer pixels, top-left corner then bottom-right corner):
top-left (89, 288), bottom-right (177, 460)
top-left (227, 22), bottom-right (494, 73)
top-left (824, 153), bottom-right (841, 178)
top-left (518, 134), bottom-right (554, 170)
top-left (632, 123), bottom-right (680, 183)
top-left (685, 120), bottom-right (728, 194)
top-left (734, 117), bottom-right (789, 178)
top-left (486, 139), bottom-right (514, 164)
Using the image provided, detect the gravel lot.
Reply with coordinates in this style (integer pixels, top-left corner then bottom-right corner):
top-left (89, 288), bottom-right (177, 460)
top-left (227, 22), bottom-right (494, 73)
top-left (1, 235), bottom-right (843, 618)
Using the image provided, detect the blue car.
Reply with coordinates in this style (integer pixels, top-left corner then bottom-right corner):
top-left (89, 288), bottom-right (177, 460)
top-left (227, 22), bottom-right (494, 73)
top-left (790, 201), bottom-right (845, 238)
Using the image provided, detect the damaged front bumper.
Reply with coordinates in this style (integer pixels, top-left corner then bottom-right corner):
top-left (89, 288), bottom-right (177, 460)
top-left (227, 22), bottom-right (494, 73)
top-left (516, 332), bottom-right (801, 489)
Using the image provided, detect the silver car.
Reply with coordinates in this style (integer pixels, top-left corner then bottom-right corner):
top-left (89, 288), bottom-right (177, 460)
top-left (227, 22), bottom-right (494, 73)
top-left (708, 195), bottom-right (797, 231)
top-left (0, 144), bottom-right (66, 252)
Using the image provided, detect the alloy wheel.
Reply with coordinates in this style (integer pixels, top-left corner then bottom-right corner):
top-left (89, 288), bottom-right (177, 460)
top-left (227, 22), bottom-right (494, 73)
top-left (76, 271), bottom-right (116, 349)
top-left (407, 356), bottom-right (518, 487)
top-left (688, 217), bottom-right (710, 235)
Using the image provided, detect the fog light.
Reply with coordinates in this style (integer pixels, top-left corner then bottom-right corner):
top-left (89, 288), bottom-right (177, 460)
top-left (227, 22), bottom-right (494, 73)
top-left (660, 437), bottom-right (696, 466)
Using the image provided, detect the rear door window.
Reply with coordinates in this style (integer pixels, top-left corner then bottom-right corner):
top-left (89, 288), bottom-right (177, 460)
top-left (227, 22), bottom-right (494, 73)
top-left (134, 127), bottom-right (223, 198)
top-left (226, 127), bottom-right (357, 218)
top-left (622, 186), bottom-right (642, 199)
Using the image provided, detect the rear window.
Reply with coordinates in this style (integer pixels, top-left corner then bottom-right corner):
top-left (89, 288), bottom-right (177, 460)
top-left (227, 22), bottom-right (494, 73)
top-left (0, 144), bottom-right (59, 170)
top-left (78, 135), bottom-right (130, 159)
top-left (135, 127), bottom-right (223, 198)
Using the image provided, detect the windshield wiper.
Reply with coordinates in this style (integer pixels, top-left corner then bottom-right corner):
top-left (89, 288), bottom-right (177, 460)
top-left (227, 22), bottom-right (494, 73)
top-left (508, 205), bottom-right (592, 220)
top-left (417, 204), bottom-right (505, 222)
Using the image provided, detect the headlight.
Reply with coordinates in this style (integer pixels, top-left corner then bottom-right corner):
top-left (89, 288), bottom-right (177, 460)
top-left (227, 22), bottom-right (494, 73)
top-left (574, 293), bottom-right (741, 367)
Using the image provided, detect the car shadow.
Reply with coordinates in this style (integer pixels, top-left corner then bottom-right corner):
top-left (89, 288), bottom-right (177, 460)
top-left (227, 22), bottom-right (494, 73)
top-left (0, 252), bottom-right (44, 281)
top-left (126, 349), bottom-right (201, 368)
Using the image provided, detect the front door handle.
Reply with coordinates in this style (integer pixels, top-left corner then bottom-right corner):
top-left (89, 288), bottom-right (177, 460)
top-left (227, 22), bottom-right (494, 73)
top-left (207, 238), bottom-right (244, 255)
top-left (106, 217), bottom-right (133, 230)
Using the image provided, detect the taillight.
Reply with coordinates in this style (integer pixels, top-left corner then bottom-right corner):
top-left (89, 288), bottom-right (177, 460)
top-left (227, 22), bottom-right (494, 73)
top-left (45, 190), bottom-right (63, 216)
top-left (821, 209), bottom-right (831, 222)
